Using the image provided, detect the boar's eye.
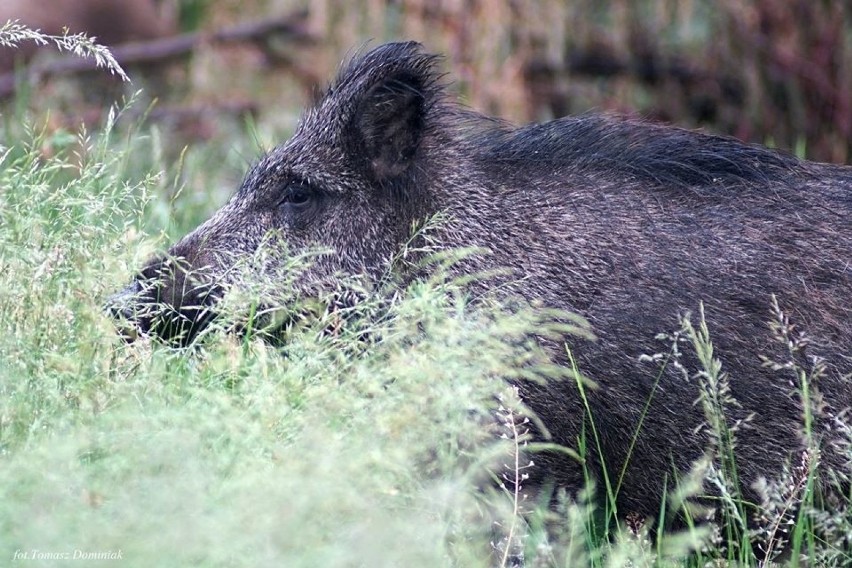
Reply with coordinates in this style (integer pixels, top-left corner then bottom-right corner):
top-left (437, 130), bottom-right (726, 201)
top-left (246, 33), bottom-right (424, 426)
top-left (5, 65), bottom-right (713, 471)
top-left (278, 180), bottom-right (314, 209)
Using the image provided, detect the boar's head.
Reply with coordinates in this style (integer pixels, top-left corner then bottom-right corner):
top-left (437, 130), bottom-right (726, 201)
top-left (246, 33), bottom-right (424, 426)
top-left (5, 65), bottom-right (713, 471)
top-left (109, 42), bottom-right (451, 345)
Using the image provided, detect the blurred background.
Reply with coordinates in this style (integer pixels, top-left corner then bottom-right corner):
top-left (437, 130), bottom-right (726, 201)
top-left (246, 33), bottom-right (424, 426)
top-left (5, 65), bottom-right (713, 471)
top-left (2, 0), bottom-right (850, 164)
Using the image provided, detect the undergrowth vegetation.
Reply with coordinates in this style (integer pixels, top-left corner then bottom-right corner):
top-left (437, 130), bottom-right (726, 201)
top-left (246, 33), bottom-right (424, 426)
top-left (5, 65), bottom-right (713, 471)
top-left (0, 29), bottom-right (850, 568)
top-left (0, 99), bottom-right (553, 566)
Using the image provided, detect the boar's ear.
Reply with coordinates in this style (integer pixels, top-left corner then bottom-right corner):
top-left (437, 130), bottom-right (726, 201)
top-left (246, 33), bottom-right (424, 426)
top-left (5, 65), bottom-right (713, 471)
top-left (353, 69), bottom-right (427, 183)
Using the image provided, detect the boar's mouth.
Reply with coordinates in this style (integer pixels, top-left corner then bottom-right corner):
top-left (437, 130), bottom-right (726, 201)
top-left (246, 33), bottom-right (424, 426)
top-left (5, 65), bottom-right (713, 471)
top-left (107, 261), bottom-right (223, 347)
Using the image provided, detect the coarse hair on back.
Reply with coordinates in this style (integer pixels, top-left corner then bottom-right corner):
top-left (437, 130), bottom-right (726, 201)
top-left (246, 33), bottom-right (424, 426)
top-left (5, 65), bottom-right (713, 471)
top-left (314, 41), bottom-right (815, 202)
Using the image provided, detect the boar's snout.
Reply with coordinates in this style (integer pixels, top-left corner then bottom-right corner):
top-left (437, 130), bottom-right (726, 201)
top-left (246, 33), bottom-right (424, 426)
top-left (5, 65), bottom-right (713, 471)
top-left (107, 256), bottom-right (222, 346)
top-left (106, 280), bottom-right (145, 339)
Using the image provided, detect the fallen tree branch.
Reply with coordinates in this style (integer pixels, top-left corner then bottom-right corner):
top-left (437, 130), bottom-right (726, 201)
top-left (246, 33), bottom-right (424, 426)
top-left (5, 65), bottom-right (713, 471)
top-left (0, 11), bottom-right (313, 97)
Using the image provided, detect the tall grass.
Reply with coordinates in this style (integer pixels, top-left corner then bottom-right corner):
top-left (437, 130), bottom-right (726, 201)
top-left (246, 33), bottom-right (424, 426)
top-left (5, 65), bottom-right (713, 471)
top-left (0, 91), bottom-right (586, 566)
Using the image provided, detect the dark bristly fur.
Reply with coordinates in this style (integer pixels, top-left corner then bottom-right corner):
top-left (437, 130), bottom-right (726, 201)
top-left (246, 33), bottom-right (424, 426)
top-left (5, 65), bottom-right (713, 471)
top-left (110, 42), bottom-right (851, 526)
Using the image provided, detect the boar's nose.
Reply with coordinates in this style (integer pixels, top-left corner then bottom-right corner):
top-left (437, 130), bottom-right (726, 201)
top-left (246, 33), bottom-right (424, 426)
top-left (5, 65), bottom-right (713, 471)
top-left (105, 280), bottom-right (146, 341)
top-left (106, 280), bottom-right (142, 319)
